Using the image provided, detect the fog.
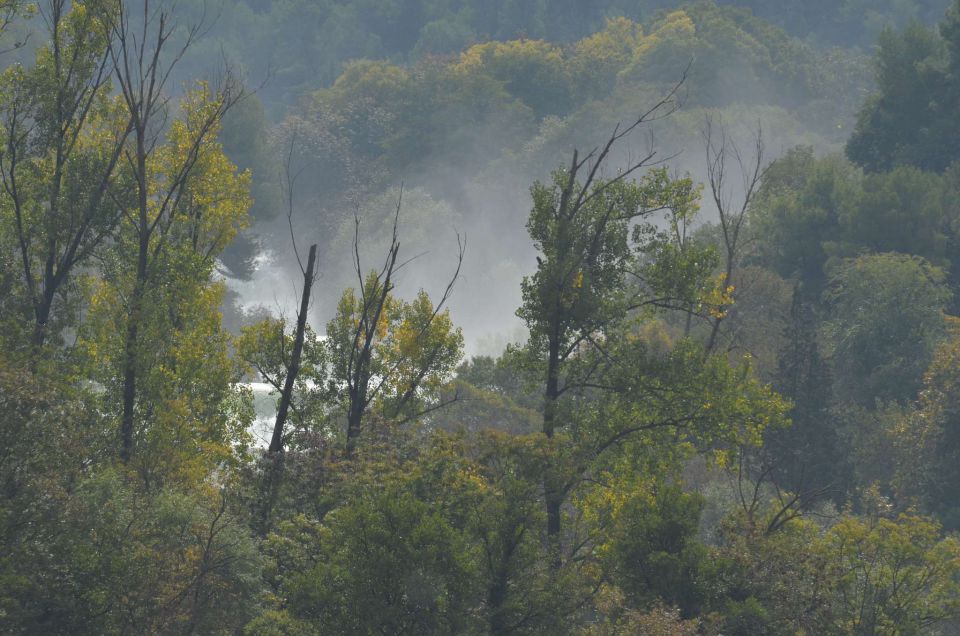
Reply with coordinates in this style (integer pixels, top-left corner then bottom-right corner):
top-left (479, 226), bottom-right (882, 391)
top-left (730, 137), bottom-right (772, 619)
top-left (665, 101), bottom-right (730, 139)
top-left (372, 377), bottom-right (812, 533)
top-left (226, 108), bottom-right (842, 356)
top-left (49, 1), bottom-right (876, 356)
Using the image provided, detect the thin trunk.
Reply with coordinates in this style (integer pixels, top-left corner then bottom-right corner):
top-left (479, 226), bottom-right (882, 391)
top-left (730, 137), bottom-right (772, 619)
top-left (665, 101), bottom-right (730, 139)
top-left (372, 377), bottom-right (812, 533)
top-left (120, 136), bottom-right (148, 462)
top-left (345, 284), bottom-right (390, 458)
top-left (258, 244), bottom-right (316, 535)
top-left (705, 246), bottom-right (735, 355)
top-left (267, 244), bottom-right (317, 454)
top-left (543, 328), bottom-right (563, 565)
top-left (345, 396), bottom-right (363, 457)
top-left (543, 337), bottom-right (560, 438)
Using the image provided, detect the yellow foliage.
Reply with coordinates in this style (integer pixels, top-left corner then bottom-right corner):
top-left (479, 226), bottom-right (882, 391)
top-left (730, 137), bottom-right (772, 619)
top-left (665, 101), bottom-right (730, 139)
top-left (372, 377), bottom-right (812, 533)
top-left (455, 39), bottom-right (564, 75)
top-left (572, 270), bottom-right (584, 289)
top-left (702, 272), bottom-right (735, 319)
top-left (573, 17), bottom-right (643, 71)
top-left (331, 59), bottom-right (411, 105)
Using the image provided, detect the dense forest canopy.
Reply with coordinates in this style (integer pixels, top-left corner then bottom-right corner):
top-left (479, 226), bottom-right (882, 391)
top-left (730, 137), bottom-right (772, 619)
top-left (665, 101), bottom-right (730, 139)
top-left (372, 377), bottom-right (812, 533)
top-left (4, 1), bottom-right (960, 634)
top-left (157, 0), bottom-right (952, 111)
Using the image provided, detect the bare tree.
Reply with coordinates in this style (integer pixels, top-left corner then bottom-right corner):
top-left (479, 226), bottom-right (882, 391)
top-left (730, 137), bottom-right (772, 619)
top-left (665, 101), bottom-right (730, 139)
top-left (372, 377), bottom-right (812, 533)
top-left (265, 248), bottom-right (317, 454)
top-left (731, 445), bottom-right (834, 535)
top-left (267, 132), bottom-right (319, 456)
top-left (252, 132), bottom-right (319, 536)
top-left (702, 116), bottom-right (766, 355)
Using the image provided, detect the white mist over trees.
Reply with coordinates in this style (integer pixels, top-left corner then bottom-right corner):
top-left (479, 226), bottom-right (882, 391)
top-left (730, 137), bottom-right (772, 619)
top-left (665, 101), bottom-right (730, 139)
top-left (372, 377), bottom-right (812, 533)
top-left (4, 1), bottom-right (960, 634)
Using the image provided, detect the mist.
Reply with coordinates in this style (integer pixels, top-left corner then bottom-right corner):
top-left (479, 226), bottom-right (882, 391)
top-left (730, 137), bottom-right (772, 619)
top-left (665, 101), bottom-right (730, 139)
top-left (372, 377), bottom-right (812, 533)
top-left (8, 1), bottom-right (960, 633)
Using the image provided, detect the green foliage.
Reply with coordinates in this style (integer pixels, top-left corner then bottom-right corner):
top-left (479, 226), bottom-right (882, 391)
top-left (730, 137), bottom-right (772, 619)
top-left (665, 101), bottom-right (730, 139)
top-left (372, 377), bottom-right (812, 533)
top-left (823, 253), bottom-right (950, 404)
top-left (602, 485), bottom-right (709, 614)
top-left (2, 462), bottom-right (262, 633)
top-left (847, 3), bottom-right (960, 172)
top-left (823, 514), bottom-right (960, 634)
top-left (0, 0), bottom-right (125, 347)
top-left (618, 4), bottom-right (830, 109)
top-left (433, 354), bottom-right (542, 434)
top-left (275, 490), bottom-right (480, 634)
top-left (455, 39), bottom-right (572, 117)
top-left (519, 168), bottom-right (710, 353)
top-left (326, 273), bottom-right (464, 424)
top-left (750, 147), bottom-right (861, 287)
top-left (887, 323), bottom-right (960, 527)
top-left (765, 291), bottom-right (851, 502)
top-left (6, 2), bottom-right (960, 633)
top-left (249, 430), bottom-right (585, 635)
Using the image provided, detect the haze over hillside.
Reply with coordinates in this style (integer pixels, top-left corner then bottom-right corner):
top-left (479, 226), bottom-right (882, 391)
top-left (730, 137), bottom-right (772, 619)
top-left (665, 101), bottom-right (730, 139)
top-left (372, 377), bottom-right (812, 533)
top-left (4, 1), bottom-right (960, 633)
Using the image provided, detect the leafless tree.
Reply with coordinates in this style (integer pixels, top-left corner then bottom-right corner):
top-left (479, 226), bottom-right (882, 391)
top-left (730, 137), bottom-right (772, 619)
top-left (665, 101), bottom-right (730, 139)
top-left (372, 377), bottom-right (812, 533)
top-left (702, 116), bottom-right (767, 355)
top-left (732, 445), bottom-right (834, 535)
top-left (247, 128), bottom-right (320, 536)
top-left (267, 129), bottom-right (319, 456)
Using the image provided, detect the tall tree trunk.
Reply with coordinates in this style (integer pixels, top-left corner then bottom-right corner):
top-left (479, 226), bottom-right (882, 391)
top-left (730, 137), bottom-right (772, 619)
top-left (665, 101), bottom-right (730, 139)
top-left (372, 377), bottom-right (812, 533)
top-left (258, 244), bottom-right (316, 535)
top-left (120, 240), bottom-right (146, 462)
top-left (345, 364), bottom-right (370, 458)
top-left (345, 340), bottom-right (375, 458)
top-left (268, 244), bottom-right (317, 454)
top-left (543, 328), bottom-right (563, 565)
top-left (346, 397), bottom-right (363, 457)
top-left (31, 289), bottom-right (54, 348)
top-left (120, 140), bottom-right (148, 463)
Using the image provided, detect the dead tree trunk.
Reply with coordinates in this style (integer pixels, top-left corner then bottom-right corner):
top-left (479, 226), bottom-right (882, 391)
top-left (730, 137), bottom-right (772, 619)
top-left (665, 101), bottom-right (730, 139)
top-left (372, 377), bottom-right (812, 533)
top-left (257, 244), bottom-right (317, 536)
top-left (268, 244), bottom-right (317, 455)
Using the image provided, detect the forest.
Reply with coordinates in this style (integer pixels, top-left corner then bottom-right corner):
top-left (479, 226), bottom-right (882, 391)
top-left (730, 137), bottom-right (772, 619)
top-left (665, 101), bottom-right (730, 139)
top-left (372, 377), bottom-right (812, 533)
top-left (3, 0), bottom-right (960, 634)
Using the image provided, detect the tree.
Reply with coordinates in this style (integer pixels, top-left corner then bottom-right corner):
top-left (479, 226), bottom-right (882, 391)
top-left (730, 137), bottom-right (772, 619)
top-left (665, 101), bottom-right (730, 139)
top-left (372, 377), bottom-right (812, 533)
top-left (844, 167), bottom-right (952, 258)
top-left (602, 484), bottom-right (710, 615)
top-left (764, 289), bottom-right (849, 503)
top-left (518, 94), bottom-right (693, 548)
top-left (454, 38), bottom-right (573, 117)
top-left (0, 0), bottom-right (127, 348)
top-left (242, 134), bottom-right (321, 535)
top-left (518, 85), bottom-right (786, 562)
top-left (0, 0), bottom-right (31, 55)
top-left (749, 148), bottom-right (859, 291)
top-left (264, 489), bottom-right (480, 634)
top-left (104, 0), bottom-right (246, 462)
top-left (846, 12), bottom-right (960, 173)
top-left (325, 198), bottom-right (464, 456)
top-left (823, 253), bottom-right (951, 404)
top-left (889, 323), bottom-right (960, 527)
top-left (34, 470), bottom-right (262, 633)
top-left (80, 77), bottom-right (251, 471)
top-left (702, 117), bottom-right (766, 354)
top-left (822, 514), bottom-right (960, 635)
top-left (238, 242), bottom-right (317, 536)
